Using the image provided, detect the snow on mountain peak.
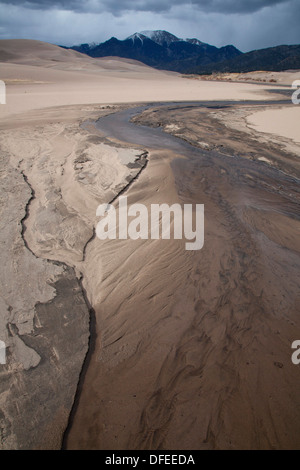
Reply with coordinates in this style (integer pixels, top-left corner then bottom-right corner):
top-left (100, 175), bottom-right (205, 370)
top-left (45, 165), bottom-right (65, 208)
top-left (126, 32), bottom-right (147, 43)
top-left (185, 38), bottom-right (204, 46)
top-left (126, 30), bottom-right (206, 48)
top-left (140, 30), bottom-right (180, 46)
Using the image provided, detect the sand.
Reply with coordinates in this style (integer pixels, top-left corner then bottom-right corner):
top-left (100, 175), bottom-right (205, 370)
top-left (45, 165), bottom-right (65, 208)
top-left (188, 69), bottom-right (300, 86)
top-left (247, 106), bottom-right (300, 144)
top-left (0, 39), bottom-right (300, 450)
top-left (65, 103), bottom-right (300, 450)
top-left (0, 39), bottom-right (280, 120)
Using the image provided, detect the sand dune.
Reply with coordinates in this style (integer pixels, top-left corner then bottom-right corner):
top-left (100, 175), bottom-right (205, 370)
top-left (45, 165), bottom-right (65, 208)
top-left (0, 39), bottom-right (280, 120)
top-left (0, 39), bottom-right (92, 64)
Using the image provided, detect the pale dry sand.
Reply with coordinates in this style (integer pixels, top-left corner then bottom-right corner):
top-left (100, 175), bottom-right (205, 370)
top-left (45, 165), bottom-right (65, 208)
top-left (247, 106), bottom-right (300, 144)
top-left (1, 39), bottom-right (300, 450)
top-left (0, 39), bottom-right (278, 120)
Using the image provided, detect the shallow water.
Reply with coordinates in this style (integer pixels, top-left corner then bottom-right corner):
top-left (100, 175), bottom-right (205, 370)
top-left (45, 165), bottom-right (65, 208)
top-left (95, 100), bottom-right (287, 153)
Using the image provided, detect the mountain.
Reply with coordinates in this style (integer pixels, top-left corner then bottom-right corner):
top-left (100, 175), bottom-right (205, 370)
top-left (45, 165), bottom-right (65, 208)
top-left (140, 30), bottom-right (180, 47)
top-left (186, 38), bottom-right (204, 46)
top-left (69, 30), bottom-right (242, 72)
top-left (141, 31), bottom-right (204, 47)
top-left (67, 30), bottom-right (300, 74)
top-left (189, 44), bottom-right (300, 74)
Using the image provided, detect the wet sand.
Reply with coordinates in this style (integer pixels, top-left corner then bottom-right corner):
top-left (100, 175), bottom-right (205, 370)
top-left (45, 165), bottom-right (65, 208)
top-left (65, 102), bottom-right (300, 450)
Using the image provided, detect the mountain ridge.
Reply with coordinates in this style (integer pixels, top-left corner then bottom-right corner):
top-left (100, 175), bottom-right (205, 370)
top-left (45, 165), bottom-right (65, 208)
top-left (67, 30), bottom-right (300, 74)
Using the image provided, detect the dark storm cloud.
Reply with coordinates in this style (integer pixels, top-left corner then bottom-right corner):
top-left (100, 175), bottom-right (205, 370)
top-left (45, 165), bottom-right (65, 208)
top-left (0, 0), bottom-right (291, 15)
top-left (0, 0), bottom-right (298, 51)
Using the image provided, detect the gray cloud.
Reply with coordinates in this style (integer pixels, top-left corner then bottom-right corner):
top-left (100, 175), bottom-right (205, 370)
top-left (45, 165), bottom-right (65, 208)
top-left (0, 0), bottom-right (291, 15)
top-left (0, 0), bottom-right (298, 52)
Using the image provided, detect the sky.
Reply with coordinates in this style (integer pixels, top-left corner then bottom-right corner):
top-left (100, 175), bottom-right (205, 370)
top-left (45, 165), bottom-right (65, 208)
top-left (0, 0), bottom-right (299, 52)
